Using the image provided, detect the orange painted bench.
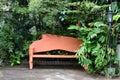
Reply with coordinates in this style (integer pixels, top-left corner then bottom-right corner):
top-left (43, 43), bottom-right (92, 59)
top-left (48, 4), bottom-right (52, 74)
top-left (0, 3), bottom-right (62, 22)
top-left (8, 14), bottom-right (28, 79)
top-left (29, 34), bottom-right (83, 69)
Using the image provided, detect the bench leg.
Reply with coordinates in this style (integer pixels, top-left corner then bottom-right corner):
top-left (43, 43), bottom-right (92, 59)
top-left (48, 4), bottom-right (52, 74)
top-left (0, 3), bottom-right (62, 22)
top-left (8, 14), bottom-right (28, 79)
top-left (29, 47), bottom-right (34, 69)
top-left (29, 56), bottom-right (33, 69)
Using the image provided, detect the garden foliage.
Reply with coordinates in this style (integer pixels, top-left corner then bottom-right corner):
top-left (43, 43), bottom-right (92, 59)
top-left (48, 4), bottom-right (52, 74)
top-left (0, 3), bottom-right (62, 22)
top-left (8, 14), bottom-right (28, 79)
top-left (0, 0), bottom-right (120, 75)
top-left (68, 22), bottom-right (118, 74)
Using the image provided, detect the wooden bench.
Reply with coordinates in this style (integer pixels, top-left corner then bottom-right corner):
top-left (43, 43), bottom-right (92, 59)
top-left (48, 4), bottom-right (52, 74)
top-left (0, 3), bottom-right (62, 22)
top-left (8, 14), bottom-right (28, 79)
top-left (29, 34), bottom-right (83, 69)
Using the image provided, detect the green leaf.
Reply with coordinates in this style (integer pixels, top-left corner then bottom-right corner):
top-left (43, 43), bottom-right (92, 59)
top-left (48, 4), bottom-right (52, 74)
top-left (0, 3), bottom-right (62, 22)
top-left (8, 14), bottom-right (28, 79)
top-left (113, 14), bottom-right (120, 22)
top-left (93, 22), bottom-right (107, 27)
top-left (10, 63), bottom-right (14, 66)
top-left (113, 23), bottom-right (120, 31)
top-left (98, 36), bottom-right (105, 43)
top-left (16, 60), bottom-right (20, 64)
top-left (68, 25), bottom-right (79, 30)
top-left (112, 1), bottom-right (118, 13)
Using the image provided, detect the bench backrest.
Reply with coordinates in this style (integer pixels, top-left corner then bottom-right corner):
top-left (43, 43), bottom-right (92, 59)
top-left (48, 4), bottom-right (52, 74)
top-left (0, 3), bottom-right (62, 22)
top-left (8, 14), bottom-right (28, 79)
top-left (30, 34), bottom-right (83, 53)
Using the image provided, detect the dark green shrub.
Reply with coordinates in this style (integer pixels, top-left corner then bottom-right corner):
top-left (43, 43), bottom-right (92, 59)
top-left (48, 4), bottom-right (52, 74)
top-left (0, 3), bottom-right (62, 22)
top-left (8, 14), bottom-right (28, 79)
top-left (0, 0), bottom-right (32, 66)
top-left (58, 1), bottom-right (108, 26)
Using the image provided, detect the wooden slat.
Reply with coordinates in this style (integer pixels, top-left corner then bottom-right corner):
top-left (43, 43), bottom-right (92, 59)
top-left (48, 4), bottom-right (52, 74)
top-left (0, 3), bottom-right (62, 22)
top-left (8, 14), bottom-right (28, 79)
top-left (33, 55), bottom-right (76, 58)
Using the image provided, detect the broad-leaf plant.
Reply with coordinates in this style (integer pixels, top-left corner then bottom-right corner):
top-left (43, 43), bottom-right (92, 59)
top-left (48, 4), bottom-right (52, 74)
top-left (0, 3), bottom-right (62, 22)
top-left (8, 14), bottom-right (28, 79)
top-left (68, 22), bottom-right (118, 74)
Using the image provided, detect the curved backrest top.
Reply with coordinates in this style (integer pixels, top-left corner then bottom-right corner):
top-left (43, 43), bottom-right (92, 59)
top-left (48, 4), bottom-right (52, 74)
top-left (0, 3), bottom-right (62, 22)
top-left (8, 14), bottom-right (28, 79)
top-left (30, 34), bottom-right (83, 53)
